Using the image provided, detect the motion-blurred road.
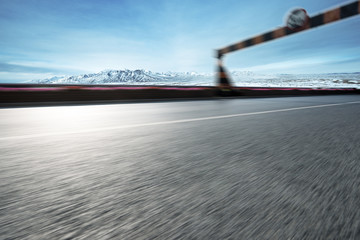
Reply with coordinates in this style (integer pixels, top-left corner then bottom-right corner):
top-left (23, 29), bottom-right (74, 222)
top-left (1, 95), bottom-right (360, 239)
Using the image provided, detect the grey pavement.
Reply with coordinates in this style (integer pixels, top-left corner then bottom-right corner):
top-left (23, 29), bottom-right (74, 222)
top-left (1, 95), bottom-right (360, 239)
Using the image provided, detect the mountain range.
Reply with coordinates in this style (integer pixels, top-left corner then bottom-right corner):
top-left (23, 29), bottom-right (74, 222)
top-left (36, 69), bottom-right (214, 85)
top-left (35, 69), bottom-right (360, 88)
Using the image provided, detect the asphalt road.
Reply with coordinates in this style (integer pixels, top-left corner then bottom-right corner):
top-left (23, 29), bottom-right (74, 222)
top-left (1, 95), bottom-right (360, 239)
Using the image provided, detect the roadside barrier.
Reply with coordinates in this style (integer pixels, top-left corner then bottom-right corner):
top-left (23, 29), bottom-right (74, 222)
top-left (215, 1), bottom-right (360, 88)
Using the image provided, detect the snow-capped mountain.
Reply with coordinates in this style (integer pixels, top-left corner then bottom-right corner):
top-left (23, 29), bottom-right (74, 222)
top-left (36, 69), bottom-right (215, 85)
top-left (35, 69), bottom-right (360, 88)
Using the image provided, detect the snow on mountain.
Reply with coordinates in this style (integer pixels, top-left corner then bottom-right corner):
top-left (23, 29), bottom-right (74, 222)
top-left (36, 69), bottom-right (214, 85)
top-left (35, 69), bottom-right (360, 88)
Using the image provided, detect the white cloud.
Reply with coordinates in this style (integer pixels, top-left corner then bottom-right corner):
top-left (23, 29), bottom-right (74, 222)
top-left (233, 58), bottom-right (335, 74)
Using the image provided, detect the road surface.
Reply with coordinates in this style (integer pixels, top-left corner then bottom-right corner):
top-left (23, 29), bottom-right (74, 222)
top-left (1, 95), bottom-right (360, 239)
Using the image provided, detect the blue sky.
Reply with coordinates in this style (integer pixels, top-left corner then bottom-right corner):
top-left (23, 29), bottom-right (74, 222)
top-left (0, 0), bottom-right (359, 83)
